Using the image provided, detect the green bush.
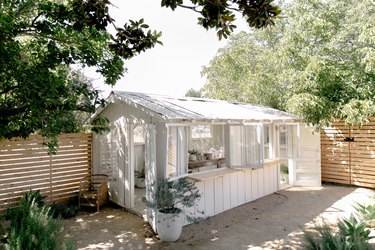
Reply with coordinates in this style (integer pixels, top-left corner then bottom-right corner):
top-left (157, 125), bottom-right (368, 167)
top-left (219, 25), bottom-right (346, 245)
top-left (354, 193), bottom-right (375, 228)
top-left (3, 190), bottom-right (76, 250)
top-left (304, 216), bottom-right (373, 250)
top-left (49, 204), bottom-right (79, 219)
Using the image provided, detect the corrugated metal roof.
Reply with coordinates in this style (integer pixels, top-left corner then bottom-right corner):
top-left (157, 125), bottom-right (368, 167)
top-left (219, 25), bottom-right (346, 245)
top-left (112, 91), bottom-right (297, 122)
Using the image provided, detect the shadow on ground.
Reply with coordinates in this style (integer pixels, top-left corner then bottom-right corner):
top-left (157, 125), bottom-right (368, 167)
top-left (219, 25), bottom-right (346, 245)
top-left (61, 184), bottom-right (373, 250)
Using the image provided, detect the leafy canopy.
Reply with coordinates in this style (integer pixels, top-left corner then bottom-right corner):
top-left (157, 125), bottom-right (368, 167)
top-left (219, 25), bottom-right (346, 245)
top-left (202, 0), bottom-right (375, 128)
top-left (0, 0), bottom-right (281, 147)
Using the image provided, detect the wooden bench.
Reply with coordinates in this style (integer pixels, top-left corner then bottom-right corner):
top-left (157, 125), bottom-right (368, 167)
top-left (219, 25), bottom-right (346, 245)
top-left (79, 174), bottom-right (108, 212)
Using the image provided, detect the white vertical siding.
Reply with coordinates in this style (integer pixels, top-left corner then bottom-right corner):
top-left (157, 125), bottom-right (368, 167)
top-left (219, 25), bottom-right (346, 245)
top-left (184, 164), bottom-right (278, 226)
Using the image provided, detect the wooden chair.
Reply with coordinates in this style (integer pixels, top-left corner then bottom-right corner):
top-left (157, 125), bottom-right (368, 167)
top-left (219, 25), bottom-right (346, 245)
top-left (79, 174), bottom-right (109, 212)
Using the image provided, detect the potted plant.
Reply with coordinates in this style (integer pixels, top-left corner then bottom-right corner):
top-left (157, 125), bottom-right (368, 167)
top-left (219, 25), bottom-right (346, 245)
top-left (142, 177), bottom-right (201, 242)
top-left (188, 149), bottom-right (200, 161)
top-left (135, 168), bottom-right (146, 188)
top-left (280, 164), bottom-right (289, 183)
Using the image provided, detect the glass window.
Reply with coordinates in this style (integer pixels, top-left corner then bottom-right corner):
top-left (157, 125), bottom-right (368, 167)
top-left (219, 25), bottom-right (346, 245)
top-left (167, 126), bottom-right (188, 177)
top-left (190, 124), bottom-right (225, 158)
top-left (279, 125), bottom-right (297, 158)
top-left (229, 124), bottom-right (262, 167)
top-left (264, 125), bottom-right (273, 160)
top-left (133, 125), bottom-right (145, 144)
top-left (192, 125), bottom-right (212, 139)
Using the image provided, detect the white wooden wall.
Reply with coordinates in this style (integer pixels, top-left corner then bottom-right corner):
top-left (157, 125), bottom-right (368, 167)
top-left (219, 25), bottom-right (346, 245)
top-left (183, 164), bottom-right (278, 225)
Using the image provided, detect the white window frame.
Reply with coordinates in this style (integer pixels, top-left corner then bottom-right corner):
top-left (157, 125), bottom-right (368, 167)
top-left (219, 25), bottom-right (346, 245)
top-left (277, 123), bottom-right (299, 160)
top-left (229, 123), bottom-right (263, 168)
top-left (263, 123), bottom-right (274, 160)
top-left (166, 124), bottom-right (188, 178)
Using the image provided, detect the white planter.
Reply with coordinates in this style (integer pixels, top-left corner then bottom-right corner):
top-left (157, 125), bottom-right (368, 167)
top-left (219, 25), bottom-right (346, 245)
top-left (156, 211), bottom-right (183, 242)
top-left (135, 177), bottom-right (146, 188)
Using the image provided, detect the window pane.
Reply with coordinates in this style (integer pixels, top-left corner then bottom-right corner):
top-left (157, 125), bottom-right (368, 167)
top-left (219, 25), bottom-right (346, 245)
top-left (279, 125), bottom-right (297, 158)
top-left (167, 126), bottom-right (177, 177)
top-left (244, 126), bottom-right (260, 165)
top-left (133, 125), bottom-right (145, 143)
top-left (230, 126), bottom-right (242, 166)
top-left (229, 125), bottom-right (261, 167)
top-left (167, 126), bottom-right (188, 177)
top-left (190, 125), bottom-right (225, 158)
top-left (264, 125), bottom-right (272, 160)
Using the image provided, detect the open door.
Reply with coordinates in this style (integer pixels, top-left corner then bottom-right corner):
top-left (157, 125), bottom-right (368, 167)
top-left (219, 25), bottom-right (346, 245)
top-left (144, 123), bottom-right (157, 231)
top-left (294, 125), bottom-right (321, 186)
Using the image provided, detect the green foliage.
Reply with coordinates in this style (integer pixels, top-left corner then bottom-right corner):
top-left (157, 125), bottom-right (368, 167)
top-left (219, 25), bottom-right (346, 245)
top-left (203, 0), bottom-right (375, 128)
top-left (304, 216), bottom-right (373, 250)
top-left (188, 148), bottom-right (200, 155)
top-left (135, 168), bottom-right (145, 179)
top-left (49, 204), bottom-right (79, 219)
top-left (4, 190), bottom-right (45, 228)
top-left (162, 0), bottom-right (281, 39)
top-left (185, 88), bottom-right (204, 98)
top-left (0, 0), bottom-right (161, 147)
top-left (280, 164), bottom-right (288, 175)
top-left (142, 177), bottom-right (201, 219)
top-left (0, 0), bottom-right (281, 150)
top-left (3, 190), bottom-right (74, 250)
top-left (354, 193), bottom-right (375, 228)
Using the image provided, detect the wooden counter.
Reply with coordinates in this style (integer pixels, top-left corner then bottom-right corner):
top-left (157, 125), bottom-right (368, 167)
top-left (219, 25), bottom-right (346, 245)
top-left (187, 167), bottom-right (241, 182)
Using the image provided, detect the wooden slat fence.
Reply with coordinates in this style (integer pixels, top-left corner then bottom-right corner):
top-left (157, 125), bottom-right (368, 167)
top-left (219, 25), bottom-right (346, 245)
top-left (0, 133), bottom-right (92, 213)
top-left (321, 118), bottom-right (375, 188)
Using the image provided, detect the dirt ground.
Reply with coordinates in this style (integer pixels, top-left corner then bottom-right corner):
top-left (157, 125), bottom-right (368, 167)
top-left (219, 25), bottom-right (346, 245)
top-left (61, 184), bottom-right (374, 250)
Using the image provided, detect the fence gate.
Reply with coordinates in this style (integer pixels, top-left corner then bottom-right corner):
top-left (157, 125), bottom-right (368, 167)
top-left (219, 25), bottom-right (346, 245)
top-left (321, 118), bottom-right (375, 188)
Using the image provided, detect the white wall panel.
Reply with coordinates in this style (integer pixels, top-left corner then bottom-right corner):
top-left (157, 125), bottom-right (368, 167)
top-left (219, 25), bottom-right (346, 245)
top-left (238, 172), bottom-right (246, 205)
top-left (245, 169), bottom-right (252, 202)
top-left (223, 175), bottom-right (231, 210)
top-left (191, 165), bottom-right (279, 225)
top-left (204, 179), bottom-right (215, 216)
top-left (214, 177), bottom-right (224, 213)
top-left (230, 173), bottom-right (239, 207)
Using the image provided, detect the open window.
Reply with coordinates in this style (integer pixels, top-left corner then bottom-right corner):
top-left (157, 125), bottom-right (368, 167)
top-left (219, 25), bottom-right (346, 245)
top-left (167, 125), bottom-right (188, 178)
top-left (263, 124), bottom-right (274, 160)
top-left (279, 125), bottom-right (298, 159)
top-left (229, 124), bottom-right (263, 168)
top-left (190, 124), bottom-right (225, 157)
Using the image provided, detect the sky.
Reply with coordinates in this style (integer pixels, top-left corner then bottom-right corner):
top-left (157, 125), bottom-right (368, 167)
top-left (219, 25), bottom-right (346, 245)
top-left (89, 0), bottom-right (249, 98)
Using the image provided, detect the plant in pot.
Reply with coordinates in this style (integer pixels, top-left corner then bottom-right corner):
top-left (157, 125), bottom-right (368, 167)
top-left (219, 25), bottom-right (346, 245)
top-left (280, 164), bottom-right (289, 183)
top-left (142, 177), bottom-right (201, 242)
top-left (188, 149), bottom-right (200, 161)
top-left (135, 168), bottom-right (146, 188)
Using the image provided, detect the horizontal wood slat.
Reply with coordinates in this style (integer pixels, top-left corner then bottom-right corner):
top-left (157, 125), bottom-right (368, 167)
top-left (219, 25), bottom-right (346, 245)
top-left (0, 133), bottom-right (92, 214)
top-left (321, 118), bottom-right (375, 188)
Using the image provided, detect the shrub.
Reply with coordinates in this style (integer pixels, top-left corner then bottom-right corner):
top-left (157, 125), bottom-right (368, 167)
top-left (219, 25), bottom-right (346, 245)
top-left (49, 204), bottom-right (79, 219)
top-left (354, 193), bottom-right (375, 228)
top-left (304, 216), bottom-right (373, 250)
top-left (3, 190), bottom-right (76, 250)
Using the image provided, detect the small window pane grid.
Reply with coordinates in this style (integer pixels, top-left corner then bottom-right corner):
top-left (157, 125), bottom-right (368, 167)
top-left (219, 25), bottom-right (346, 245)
top-left (133, 125), bottom-right (145, 143)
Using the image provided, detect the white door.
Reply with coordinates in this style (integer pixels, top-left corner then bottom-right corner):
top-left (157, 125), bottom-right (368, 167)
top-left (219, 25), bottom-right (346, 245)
top-left (293, 125), bottom-right (321, 186)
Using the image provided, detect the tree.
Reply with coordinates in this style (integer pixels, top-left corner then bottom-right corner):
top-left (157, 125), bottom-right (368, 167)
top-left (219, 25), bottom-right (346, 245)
top-left (185, 88), bottom-right (203, 98)
top-left (202, 0), bottom-right (375, 128)
top-left (0, 0), bottom-right (281, 147)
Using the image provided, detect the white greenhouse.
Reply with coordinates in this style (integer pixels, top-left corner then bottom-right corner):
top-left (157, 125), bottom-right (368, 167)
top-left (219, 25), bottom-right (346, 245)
top-left (92, 91), bottom-right (321, 230)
